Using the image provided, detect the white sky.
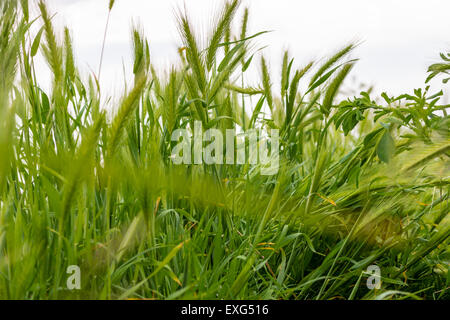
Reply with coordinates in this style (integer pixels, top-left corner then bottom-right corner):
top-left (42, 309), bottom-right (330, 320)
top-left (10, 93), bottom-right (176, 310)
top-left (35, 0), bottom-right (450, 99)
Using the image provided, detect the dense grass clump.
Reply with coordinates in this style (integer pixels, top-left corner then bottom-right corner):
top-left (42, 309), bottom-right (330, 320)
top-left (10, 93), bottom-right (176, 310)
top-left (0, 0), bottom-right (448, 300)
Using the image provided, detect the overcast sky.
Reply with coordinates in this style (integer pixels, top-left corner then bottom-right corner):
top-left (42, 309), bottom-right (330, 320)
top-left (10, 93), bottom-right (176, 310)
top-left (35, 0), bottom-right (450, 99)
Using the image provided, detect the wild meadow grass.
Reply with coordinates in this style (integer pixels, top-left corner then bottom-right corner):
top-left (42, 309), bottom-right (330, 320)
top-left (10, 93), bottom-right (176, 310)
top-left (0, 0), bottom-right (448, 300)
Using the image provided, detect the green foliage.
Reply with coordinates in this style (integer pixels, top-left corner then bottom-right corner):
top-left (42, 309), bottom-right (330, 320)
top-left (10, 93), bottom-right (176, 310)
top-left (376, 129), bottom-right (395, 163)
top-left (426, 52), bottom-right (450, 83)
top-left (0, 1), bottom-right (448, 301)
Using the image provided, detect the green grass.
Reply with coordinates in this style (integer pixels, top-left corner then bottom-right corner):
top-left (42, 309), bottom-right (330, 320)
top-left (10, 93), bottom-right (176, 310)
top-left (0, 0), bottom-right (448, 300)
